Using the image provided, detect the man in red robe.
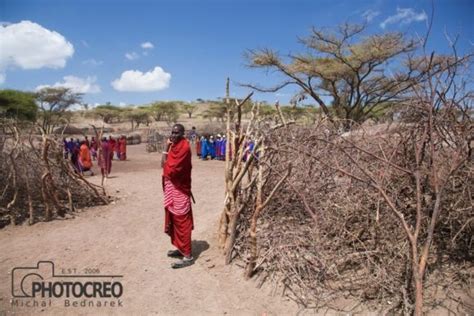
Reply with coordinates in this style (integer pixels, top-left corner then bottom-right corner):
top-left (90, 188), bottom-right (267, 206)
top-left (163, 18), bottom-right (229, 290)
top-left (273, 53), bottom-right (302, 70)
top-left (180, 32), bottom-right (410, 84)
top-left (119, 135), bottom-right (127, 160)
top-left (108, 136), bottom-right (116, 161)
top-left (98, 137), bottom-right (111, 178)
top-left (162, 124), bottom-right (194, 269)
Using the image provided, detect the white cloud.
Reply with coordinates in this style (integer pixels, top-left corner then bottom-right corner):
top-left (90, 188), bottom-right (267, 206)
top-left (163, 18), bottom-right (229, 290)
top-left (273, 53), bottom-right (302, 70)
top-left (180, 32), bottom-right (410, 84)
top-left (36, 76), bottom-right (101, 94)
top-left (362, 10), bottom-right (380, 22)
top-left (0, 21), bottom-right (74, 71)
top-left (0, 73), bottom-right (5, 85)
top-left (141, 42), bottom-right (154, 49)
top-left (82, 58), bottom-right (103, 66)
top-left (124, 42), bottom-right (154, 62)
top-left (125, 52), bottom-right (140, 60)
top-left (119, 102), bottom-right (127, 107)
top-left (111, 66), bottom-right (171, 92)
top-left (380, 8), bottom-right (427, 29)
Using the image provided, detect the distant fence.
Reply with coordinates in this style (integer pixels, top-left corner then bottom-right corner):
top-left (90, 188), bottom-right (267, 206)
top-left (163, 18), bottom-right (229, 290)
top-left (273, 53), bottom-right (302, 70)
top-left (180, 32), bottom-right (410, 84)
top-left (126, 133), bottom-right (141, 145)
top-left (145, 129), bottom-right (165, 152)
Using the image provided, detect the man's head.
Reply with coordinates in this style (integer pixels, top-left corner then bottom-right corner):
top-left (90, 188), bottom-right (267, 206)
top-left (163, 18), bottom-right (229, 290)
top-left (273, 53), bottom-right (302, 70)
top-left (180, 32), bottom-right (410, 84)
top-left (170, 124), bottom-right (185, 143)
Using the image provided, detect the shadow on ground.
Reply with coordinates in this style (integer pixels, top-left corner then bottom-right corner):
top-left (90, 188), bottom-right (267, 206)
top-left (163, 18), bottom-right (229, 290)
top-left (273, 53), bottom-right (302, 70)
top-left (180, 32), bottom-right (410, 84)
top-left (192, 240), bottom-right (210, 260)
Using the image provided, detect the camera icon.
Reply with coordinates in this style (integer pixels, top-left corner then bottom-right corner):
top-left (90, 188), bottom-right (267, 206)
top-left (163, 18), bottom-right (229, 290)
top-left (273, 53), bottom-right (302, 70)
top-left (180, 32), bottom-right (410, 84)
top-left (11, 261), bottom-right (55, 298)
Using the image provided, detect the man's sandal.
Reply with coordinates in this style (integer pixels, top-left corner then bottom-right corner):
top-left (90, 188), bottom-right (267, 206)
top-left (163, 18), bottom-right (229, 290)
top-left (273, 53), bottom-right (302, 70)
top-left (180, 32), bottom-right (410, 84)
top-left (167, 249), bottom-right (183, 258)
top-left (171, 257), bottom-right (194, 269)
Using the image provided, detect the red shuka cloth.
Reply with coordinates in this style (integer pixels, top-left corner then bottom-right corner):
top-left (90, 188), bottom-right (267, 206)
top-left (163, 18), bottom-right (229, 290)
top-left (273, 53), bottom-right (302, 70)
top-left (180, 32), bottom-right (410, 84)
top-left (119, 138), bottom-right (127, 160)
top-left (109, 138), bottom-right (116, 152)
top-left (79, 144), bottom-right (92, 170)
top-left (196, 139), bottom-right (201, 156)
top-left (98, 141), bottom-right (111, 173)
top-left (164, 210), bottom-right (193, 257)
top-left (163, 138), bottom-right (192, 195)
top-left (164, 179), bottom-right (191, 216)
top-left (162, 138), bottom-right (193, 256)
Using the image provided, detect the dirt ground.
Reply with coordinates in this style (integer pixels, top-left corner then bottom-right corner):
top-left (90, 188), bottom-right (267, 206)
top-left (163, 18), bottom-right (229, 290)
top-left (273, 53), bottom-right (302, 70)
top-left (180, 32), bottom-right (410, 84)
top-left (0, 143), bottom-right (301, 316)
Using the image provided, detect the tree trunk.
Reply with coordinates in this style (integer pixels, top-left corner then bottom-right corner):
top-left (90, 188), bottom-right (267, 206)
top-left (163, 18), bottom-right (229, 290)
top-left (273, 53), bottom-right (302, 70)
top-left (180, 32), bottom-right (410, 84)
top-left (218, 206), bottom-right (229, 247)
top-left (219, 81), bottom-right (232, 249)
top-left (23, 164), bottom-right (34, 225)
top-left (414, 277), bottom-right (423, 316)
top-left (219, 197), bottom-right (232, 248)
top-left (245, 205), bottom-right (261, 278)
top-left (411, 239), bottom-right (423, 316)
top-left (224, 209), bottom-right (240, 264)
top-left (246, 149), bottom-right (263, 278)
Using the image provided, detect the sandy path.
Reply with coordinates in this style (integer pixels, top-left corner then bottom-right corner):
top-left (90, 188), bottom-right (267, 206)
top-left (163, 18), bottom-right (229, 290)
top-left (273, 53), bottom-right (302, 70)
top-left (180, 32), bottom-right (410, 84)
top-left (0, 143), bottom-right (298, 315)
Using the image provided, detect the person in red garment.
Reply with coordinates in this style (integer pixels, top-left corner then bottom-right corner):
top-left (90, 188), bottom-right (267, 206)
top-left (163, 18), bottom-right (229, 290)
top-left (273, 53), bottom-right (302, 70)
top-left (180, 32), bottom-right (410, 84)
top-left (108, 135), bottom-right (116, 161)
top-left (98, 137), bottom-right (111, 178)
top-left (78, 140), bottom-right (94, 176)
top-left (162, 123), bottom-right (194, 269)
top-left (119, 135), bottom-right (127, 160)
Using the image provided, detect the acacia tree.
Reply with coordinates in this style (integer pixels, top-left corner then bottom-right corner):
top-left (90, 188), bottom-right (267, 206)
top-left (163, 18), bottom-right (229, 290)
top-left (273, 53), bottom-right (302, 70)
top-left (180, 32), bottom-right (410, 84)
top-left (182, 103), bottom-right (196, 118)
top-left (149, 101), bottom-right (180, 124)
top-left (122, 107), bottom-right (151, 130)
top-left (0, 89), bottom-right (38, 121)
top-left (201, 102), bottom-right (227, 122)
top-left (89, 104), bottom-right (123, 124)
top-left (36, 87), bottom-right (82, 134)
top-left (244, 24), bottom-right (422, 130)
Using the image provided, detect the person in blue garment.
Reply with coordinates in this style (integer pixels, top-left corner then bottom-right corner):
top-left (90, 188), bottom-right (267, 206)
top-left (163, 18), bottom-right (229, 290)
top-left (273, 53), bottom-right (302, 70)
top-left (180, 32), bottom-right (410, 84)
top-left (200, 135), bottom-right (208, 160)
top-left (208, 135), bottom-right (216, 160)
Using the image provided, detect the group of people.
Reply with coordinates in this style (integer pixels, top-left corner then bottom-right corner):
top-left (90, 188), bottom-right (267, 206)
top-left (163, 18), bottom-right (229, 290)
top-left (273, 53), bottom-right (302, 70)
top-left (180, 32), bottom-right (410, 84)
top-left (63, 136), bottom-right (96, 176)
top-left (62, 135), bottom-right (128, 177)
top-left (60, 124), bottom-right (249, 270)
top-left (195, 134), bottom-right (227, 160)
top-left (191, 132), bottom-right (256, 162)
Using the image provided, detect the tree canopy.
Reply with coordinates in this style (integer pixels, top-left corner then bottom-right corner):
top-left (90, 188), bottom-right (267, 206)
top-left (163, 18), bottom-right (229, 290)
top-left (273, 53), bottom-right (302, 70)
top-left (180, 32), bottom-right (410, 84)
top-left (201, 102), bottom-right (227, 122)
top-left (149, 101), bottom-right (180, 124)
top-left (244, 24), bottom-right (421, 130)
top-left (89, 104), bottom-right (124, 124)
top-left (181, 103), bottom-right (196, 118)
top-left (36, 87), bottom-right (82, 133)
top-left (0, 89), bottom-right (38, 121)
top-left (121, 107), bottom-right (151, 130)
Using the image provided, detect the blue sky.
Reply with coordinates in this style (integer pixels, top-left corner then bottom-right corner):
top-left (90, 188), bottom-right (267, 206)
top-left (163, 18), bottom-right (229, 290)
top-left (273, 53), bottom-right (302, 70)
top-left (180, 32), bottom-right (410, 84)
top-left (1, 0), bottom-right (472, 107)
